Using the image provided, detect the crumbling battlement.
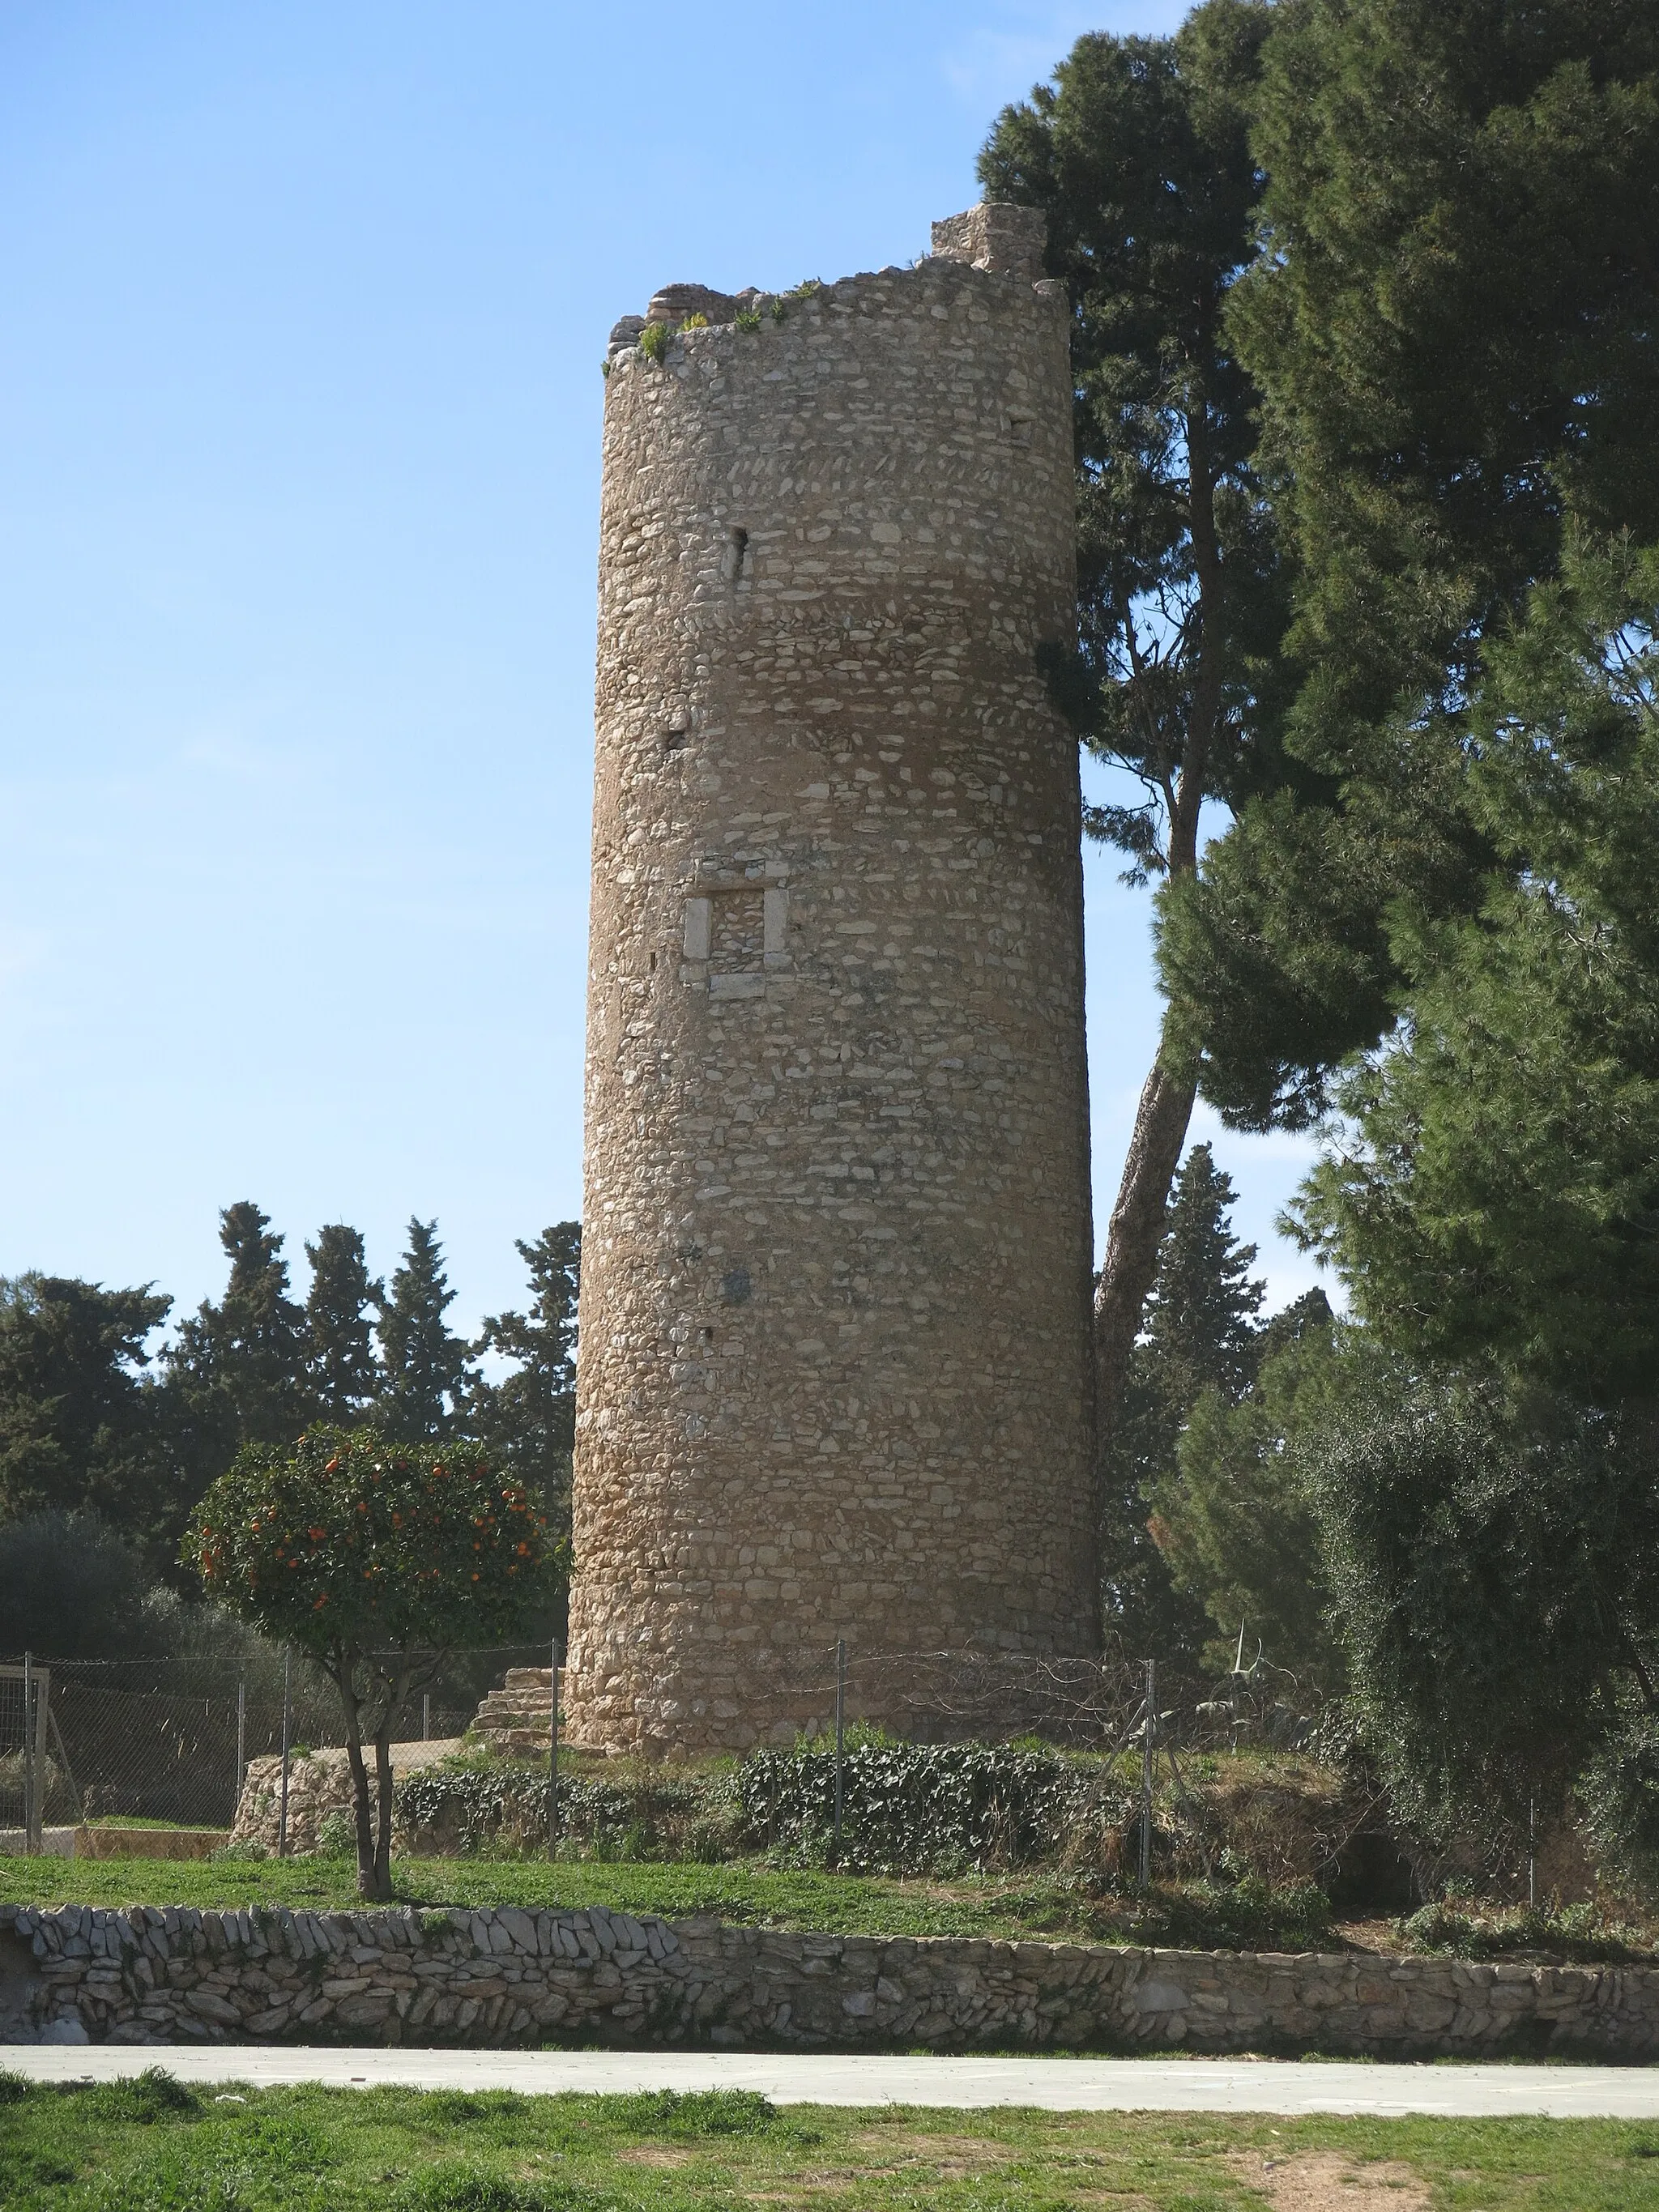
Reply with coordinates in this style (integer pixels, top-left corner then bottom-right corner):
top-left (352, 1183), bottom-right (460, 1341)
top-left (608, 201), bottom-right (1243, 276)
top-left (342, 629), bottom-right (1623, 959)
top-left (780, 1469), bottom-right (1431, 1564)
top-left (605, 204), bottom-right (1055, 359)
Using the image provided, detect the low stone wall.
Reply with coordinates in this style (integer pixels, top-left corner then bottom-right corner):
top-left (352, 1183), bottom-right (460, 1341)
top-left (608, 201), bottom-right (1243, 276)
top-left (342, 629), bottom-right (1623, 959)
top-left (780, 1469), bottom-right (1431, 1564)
top-left (4, 1901), bottom-right (1657, 2056)
top-left (230, 1745), bottom-right (464, 1856)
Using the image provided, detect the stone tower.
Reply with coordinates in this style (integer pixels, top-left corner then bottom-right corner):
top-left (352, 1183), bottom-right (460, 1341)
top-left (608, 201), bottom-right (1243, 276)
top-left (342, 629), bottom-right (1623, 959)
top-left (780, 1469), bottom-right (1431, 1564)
top-left (564, 204), bottom-right (1097, 1754)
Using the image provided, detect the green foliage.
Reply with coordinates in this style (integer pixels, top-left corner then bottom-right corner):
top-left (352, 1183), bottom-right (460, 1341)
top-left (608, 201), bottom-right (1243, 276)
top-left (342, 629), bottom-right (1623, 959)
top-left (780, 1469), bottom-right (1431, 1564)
top-left (80, 2069), bottom-right (201, 2123)
top-left (0, 1507), bottom-right (173, 1660)
top-left (1150, 1290), bottom-right (1341, 1688)
top-left (1101, 1144), bottom-right (1265, 1657)
top-left (603, 2090), bottom-right (781, 2139)
top-left (678, 311), bottom-right (709, 329)
top-left (469, 1225), bottom-right (579, 1537)
top-left (738, 1740), bottom-right (1099, 1875)
top-left (1239, 0), bottom-right (1659, 771)
top-left (1303, 1363), bottom-right (1659, 1831)
top-left (304, 1226), bottom-right (382, 1421)
top-left (185, 1426), bottom-right (567, 1896)
top-left (1163, 0), bottom-right (1659, 1132)
top-left (980, 3), bottom-right (1290, 886)
top-left (1236, 541), bottom-right (1659, 1852)
top-left (1396, 1898), bottom-right (1649, 1965)
top-left (0, 1274), bottom-right (174, 1554)
top-left (636, 321), bottom-right (669, 362)
top-left (314, 1807), bottom-right (356, 1856)
top-left (396, 1758), bottom-right (723, 1861)
top-left (162, 1203), bottom-right (312, 1473)
top-left (1129, 1873), bottom-right (1331, 1952)
top-left (2, 2076), bottom-right (1657, 2212)
top-left (391, 2171), bottom-right (553, 2212)
top-left (377, 1221), bottom-right (472, 1443)
top-left (184, 1428), bottom-right (561, 1661)
top-left (1294, 540), bottom-right (1659, 1400)
top-left (732, 305), bottom-right (761, 333)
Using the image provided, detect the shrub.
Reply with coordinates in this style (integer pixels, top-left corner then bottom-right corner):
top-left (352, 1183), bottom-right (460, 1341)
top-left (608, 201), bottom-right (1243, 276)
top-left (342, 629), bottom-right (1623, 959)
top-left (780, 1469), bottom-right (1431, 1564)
top-left (315, 1809), bottom-right (355, 1856)
top-left (395, 1762), bottom-right (711, 1860)
top-left (737, 1740), bottom-right (1093, 1874)
top-left (637, 322), bottom-right (670, 363)
top-left (0, 1509), bottom-right (171, 1659)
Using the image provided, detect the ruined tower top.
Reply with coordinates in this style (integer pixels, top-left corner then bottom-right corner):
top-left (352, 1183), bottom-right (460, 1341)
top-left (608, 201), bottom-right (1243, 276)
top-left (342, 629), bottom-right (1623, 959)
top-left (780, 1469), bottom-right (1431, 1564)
top-left (928, 199), bottom-right (1047, 280)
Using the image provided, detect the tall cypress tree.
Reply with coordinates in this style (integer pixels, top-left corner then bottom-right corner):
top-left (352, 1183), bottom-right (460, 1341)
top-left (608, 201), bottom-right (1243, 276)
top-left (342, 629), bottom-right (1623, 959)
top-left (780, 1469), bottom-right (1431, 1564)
top-left (1101, 1144), bottom-right (1265, 1658)
top-left (161, 1202), bottom-right (311, 1471)
top-left (305, 1225), bottom-right (382, 1420)
top-left (469, 1222), bottom-right (580, 1530)
top-left (376, 1219), bottom-right (471, 1442)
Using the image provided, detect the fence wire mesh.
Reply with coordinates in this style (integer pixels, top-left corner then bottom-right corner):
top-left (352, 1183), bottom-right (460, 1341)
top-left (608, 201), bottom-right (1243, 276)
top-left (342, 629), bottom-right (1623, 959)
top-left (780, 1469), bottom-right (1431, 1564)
top-left (0, 1648), bottom-right (539, 1835)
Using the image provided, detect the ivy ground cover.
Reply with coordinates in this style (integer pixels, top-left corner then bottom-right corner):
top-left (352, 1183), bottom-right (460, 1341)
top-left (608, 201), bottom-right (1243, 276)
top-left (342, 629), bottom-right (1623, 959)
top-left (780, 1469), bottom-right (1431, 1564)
top-left (5, 2073), bottom-right (1659, 2212)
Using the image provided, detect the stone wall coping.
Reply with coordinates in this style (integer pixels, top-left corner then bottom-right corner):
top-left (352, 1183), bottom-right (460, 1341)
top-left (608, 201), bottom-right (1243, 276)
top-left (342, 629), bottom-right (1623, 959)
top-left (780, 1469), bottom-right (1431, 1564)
top-left (2, 1899), bottom-right (1650, 1978)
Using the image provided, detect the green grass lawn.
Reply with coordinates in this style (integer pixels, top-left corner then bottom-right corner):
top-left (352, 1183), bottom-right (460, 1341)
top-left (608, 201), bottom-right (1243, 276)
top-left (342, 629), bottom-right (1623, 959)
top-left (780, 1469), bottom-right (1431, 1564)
top-left (0, 1853), bottom-right (1335, 1949)
top-left (4, 2073), bottom-right (1659, 2211)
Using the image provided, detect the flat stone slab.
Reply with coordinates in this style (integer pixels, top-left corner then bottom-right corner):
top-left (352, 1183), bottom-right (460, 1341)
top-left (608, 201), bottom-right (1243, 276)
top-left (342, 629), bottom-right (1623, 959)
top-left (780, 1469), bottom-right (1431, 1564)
top-left (11, 2046), bottom-right (1659, 2117)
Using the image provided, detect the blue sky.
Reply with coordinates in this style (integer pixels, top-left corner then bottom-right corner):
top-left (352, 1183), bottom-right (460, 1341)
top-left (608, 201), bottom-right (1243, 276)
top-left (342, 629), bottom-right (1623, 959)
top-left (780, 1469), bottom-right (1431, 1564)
top-left (0, 0), bottom-right (1321, 1338)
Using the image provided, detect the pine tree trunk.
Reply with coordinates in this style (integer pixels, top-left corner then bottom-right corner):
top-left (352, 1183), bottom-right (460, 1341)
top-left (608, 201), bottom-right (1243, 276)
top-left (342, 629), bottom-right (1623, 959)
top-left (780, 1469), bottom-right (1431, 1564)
top-left (1094, 1040), bottom-right (1200, 1458)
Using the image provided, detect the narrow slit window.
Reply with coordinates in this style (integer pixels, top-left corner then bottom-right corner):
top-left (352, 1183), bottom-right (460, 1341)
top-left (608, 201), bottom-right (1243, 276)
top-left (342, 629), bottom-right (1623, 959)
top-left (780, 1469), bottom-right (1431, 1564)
top-left (720, 526), bottom-right (748, 585)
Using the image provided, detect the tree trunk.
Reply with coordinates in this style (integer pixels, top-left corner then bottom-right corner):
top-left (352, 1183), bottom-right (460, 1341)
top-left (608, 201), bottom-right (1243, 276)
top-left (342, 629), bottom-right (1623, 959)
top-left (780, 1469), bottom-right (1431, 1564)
top-left (373, 1733), bottom-right (395, 1899)
top-left (343, 1729), bottom-right (382, 1901)
top-left (1094, 1039), bottom-right (1200, 1452)
top-left (1090, 403), bottom-right (1220, 1482)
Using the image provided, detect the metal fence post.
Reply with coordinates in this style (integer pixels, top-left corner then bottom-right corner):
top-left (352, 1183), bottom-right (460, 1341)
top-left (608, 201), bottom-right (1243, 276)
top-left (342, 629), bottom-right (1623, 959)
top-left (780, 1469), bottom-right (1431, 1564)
top-left (1139, 1657), bottom-right (1155, 1893)
top-left (236, 1679), bottom-right (246, 1815)
top-left (21, 1652), bottom-right (36, 1855)
top-left (422, 1693), bottom-right (431, 1743)
top-left (277, 1647), bottom-right (292, 1859)
top-left (832, 1638), bottom-right (847, 1867)
top-left (546, 1639), bottom-right (561, 1861)
top-left (1529, 1792), bottom-right (1537, 1912)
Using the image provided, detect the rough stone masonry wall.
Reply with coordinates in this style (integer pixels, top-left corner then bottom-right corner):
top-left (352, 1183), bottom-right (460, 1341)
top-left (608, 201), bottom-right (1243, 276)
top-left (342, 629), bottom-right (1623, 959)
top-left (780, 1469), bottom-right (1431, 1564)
top-left (569, 201), bottom-right (1098, 1756)
top-left (6, 1903), bottom-right (1659, 2057)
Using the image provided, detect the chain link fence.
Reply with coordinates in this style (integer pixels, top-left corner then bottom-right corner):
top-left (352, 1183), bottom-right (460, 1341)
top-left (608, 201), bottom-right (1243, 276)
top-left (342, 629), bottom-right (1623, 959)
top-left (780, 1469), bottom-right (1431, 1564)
top-left (0, 1647), bottom-right (548, 1840)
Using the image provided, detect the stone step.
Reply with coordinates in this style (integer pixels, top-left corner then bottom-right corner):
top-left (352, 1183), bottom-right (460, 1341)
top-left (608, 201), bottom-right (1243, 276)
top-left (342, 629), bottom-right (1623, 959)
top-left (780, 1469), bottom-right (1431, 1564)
top-left (470, 1669), bottom-right (577, 1753)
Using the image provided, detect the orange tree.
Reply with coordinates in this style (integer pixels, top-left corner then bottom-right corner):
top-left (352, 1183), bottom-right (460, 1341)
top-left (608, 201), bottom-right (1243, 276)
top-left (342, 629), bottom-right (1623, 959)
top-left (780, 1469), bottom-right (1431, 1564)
top-left (184, 1426), bottom-right (569, 1899)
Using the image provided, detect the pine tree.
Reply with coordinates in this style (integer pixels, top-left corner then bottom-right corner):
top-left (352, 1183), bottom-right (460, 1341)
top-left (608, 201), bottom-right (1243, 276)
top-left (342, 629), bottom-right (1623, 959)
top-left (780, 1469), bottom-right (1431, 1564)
top-left (1160, 0), bottom-right (1659, 1131)
top-left (0, 1274), bottom-right (175, 1554)
top-left (304, 1225), bottom-right (382, 1420)
top-left (1152, 1287), bottom-right (1340, 1687)
top-left (376, 1219), bottom-right (471, 1442)
top-left (161, 1202), bottom-right (311, 1467)
top-left (1100, 1144), bottom-right (1265, 1659)
top-left (469, 1222), bottom-right (580, 1529)
top-left (978, 0), bottom-right (1291, 1473)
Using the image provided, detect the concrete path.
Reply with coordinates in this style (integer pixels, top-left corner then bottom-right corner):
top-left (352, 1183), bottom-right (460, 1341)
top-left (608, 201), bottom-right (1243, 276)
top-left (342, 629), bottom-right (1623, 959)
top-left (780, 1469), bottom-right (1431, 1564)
top-left (8, 2046), bottom-right (1659, 2116)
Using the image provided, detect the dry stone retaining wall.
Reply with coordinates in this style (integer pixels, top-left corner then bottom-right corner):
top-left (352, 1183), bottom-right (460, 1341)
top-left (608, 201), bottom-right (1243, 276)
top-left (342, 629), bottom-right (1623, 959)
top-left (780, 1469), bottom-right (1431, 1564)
top-left (5, 1902), bottom-right (1658, 2057)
